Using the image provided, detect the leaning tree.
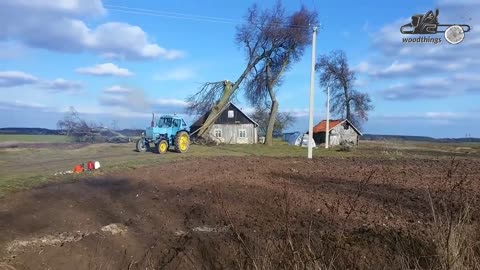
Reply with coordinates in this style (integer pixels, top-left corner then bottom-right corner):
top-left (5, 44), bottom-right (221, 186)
top-left (186, 2), bottom-right (317, 142)
top-left (315, 50), bottom-right (373, 128)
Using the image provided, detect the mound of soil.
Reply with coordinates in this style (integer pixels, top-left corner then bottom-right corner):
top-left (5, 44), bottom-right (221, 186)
top-left (0, 156), bottom-right (479, 269)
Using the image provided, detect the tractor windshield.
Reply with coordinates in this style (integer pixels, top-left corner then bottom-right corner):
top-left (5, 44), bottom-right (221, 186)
top-left (158, 117), bottom-right (173, 128)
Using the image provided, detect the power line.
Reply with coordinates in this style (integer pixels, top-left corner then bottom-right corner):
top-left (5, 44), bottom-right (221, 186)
top-left (105, 7), bottom-right (237, 24)
top-left (105, 4), bottom-right (238, 24)
top-left (105, 4), bottom-right (314, 29)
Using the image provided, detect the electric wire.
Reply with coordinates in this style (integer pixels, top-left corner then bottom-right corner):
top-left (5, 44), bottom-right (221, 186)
top-left (104, 4), bottom-right (315, 29)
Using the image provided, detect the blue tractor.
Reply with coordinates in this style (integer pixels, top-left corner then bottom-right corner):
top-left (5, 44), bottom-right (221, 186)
top-left (136, 114), bottom-right (190, 154)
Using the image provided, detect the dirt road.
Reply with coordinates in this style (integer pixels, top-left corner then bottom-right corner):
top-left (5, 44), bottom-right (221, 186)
top-left (1, 156), bottom-right (479, 269)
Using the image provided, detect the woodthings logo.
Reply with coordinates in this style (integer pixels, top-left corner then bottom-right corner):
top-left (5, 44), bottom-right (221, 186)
top-left (400, 9), bottom-right (471, 45)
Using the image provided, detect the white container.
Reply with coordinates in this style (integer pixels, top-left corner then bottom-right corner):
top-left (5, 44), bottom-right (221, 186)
top-left (94, 161), bottom-right (101, 169)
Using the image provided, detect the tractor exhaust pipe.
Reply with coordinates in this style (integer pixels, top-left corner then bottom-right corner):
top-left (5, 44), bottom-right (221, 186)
top-left (151, 113), bottom-right (155, 127)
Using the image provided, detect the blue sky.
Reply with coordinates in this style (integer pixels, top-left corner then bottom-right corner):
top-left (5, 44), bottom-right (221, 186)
top-left (0, 0), bottom-right (478, 138)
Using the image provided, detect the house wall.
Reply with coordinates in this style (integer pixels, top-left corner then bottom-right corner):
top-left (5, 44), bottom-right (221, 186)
top-left (208, 123), bottom-right (257, 144)
top-left (330, 123), bottom-right (358, 146)
top-left (215, 104), bottom-right (253, 125)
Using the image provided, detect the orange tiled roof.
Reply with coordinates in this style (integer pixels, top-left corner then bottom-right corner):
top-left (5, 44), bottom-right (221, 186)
top-left (313, 119), bottom-right (343, 133)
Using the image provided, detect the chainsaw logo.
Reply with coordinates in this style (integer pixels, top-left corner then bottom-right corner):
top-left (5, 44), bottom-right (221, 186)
top-left (400, 9), bottom-right (471, 44)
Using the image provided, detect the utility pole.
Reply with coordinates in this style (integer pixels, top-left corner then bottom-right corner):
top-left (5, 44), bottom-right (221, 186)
top-left (307, 26), bottom-right (317, 159)
top-left (325, 86), bottom-right (330, 149)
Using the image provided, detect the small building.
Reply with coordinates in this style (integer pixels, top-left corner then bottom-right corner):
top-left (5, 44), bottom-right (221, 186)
top-left (312, 119), bottom-right (362, 146)
top-left (190, 102), bottom-right (259, 144)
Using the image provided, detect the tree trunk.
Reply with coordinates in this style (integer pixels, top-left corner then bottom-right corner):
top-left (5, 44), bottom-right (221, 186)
top-left (265, 100), bottom-right (278, 146)
top-left (197, 81), bottom-right (234, 138)
top-left (197, 57), bottom-right (264, 139)
top-left (344, 86), bottom-right (351, 120)
top-left (264, 58), bottom-right (288, 146)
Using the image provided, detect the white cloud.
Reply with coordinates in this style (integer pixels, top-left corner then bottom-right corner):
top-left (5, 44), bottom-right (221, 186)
top-left (100, 87), bottom-right (148, 110)
top-left (354, 60), bottom-right (415, 78)
top-left (0, 71), bottom-right (38, 87)
top-left (153, 68), bottom-right (196, 81)
top-left (380, 78), bottom-right (464, 100)
top-left (8, 0), bottom-right (105, 16)
top-left (76, 63), bottom-right (133, 77)
top-left (152, 99), bottom-right (188, 106)
top-left (425, 112), bottom-right (464, 119)
top-left (353, 61), bottom-right (373, 73)
top-left (0, 100), bottom-right (49, 111)
top-left (104, 85), bottom-right (134, 94)
top-left (380, 61), bottom-right (413, 75)
top-left (100, 85), bottom-right (188, 115)
top-left (354, 79), bottom-right (368, 88)
top-left (372, 111), bottom-right (472, 122)
top-left (40, 78), bottom-right (83, 93)
top-left (0, 1), bottom-right (184, 60)
top-left (416, 78), bottom-right (450, 88)
top-left (453, 73), bottom-right (480, 82)
top-left (0, 70), bottom-right (82, 93)
top-left (0, 42), bottom-right (27, 59)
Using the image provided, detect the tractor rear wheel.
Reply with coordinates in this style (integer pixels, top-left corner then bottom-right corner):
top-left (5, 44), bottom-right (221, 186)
top-left (157, 140), bottom-right (168, 154)
top-left (174, 131), bottom-right (190, 153)
top-left (136, 139), bottom-right (147, 152)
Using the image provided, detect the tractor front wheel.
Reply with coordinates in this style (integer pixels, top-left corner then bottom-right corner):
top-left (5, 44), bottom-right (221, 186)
top-left (136, 138), bottom-right (147, 152)
top-left (157, 140), bottom-right (168, 154)
top-left (175, 131), bottom-right (190, 153)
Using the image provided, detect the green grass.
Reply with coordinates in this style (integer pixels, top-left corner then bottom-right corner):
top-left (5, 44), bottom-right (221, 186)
top-left (0, 134), bottom-right (69, 143)
top-left (0, 139), bottom-right (479, 198)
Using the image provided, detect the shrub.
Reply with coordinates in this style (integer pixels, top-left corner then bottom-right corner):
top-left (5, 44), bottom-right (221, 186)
top-left (338, 140), bottom-right (355, 152)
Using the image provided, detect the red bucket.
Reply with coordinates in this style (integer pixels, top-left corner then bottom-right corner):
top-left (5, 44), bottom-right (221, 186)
top-left (87, 161), bottom-right (95, 170)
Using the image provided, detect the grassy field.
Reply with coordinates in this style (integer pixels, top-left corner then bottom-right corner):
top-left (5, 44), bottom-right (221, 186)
top-left (0, 138), bottom-right (479, 197)
top-left (0, 134), bottom-right (69, 143)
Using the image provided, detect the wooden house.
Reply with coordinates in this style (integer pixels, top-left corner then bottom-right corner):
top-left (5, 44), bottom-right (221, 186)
top-left (190, 102), bottom-right (259, 144)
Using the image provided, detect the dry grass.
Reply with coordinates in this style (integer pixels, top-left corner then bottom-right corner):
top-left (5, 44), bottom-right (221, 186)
top-left (207, 158), bottom-right (480, 270)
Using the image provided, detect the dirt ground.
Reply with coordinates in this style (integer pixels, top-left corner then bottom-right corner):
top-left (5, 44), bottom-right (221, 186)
top-left (1, 156), bottom-right (480, 269)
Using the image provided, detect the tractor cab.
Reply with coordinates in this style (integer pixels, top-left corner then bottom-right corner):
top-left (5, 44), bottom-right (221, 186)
top-left (157, 116), bottom-right (187, 130)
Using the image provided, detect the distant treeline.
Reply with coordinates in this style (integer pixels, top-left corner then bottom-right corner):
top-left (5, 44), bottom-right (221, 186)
top-left (361, 134), bottom-right (480, 143)
top-left (0, 128), bottom-right (144, 137)
top-left (0, 128), bottom-right (63, 135)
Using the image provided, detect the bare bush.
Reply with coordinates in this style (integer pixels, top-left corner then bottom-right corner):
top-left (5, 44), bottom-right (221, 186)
top-left (337, 140), bottom-right (355, 152)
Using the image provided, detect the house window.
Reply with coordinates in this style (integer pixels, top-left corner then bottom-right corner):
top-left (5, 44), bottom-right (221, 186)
top-left (228, 110), bottom-right (234, 118)
top-left (214, 129), bottom-right (222, 138)
top-left (239, 129), bottom-right (246, 138)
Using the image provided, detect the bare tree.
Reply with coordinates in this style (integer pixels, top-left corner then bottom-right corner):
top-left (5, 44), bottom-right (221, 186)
top-left (242, 3), bottom-right (315, 145)
top-left (57, 106), bottom-right (99, 142)
top-left (251, 105), bottom-right (296, 137)
top-left (315, 50), bottom-right (373, 127)
top-left (57, 107), bottom-right (91, 136)
top-left (186, 2), bottom-right (316, 141)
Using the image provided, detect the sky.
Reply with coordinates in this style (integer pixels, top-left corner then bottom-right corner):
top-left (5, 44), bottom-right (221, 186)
top-left (0, 0), bottom-right (478, 138)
